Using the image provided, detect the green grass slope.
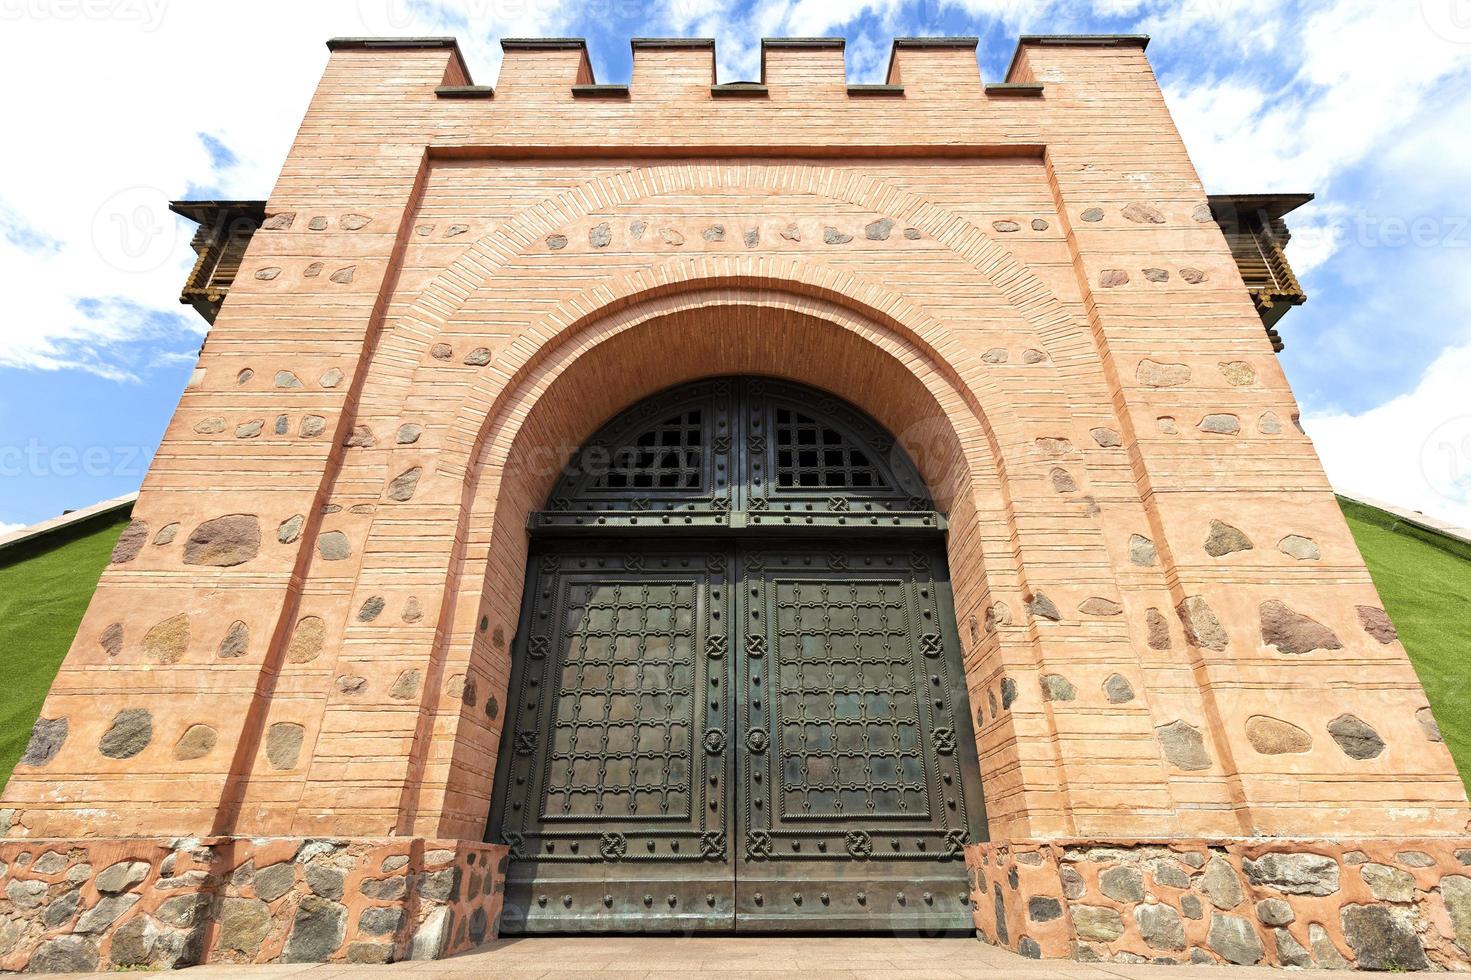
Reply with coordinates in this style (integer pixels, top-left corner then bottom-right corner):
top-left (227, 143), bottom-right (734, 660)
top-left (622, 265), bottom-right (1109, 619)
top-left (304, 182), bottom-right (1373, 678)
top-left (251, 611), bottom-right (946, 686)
top-left (0, 511), bottom-right (131, 790)
top-left (1340, 497), bottom-right (1471, 794)
top-left (0, 499), bottom-right (1467, 797)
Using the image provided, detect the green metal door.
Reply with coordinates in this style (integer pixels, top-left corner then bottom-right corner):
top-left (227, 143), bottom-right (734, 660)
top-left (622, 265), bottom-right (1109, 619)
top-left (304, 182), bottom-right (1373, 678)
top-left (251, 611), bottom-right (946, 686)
top-left (488, 378), bottom-right (984, 933)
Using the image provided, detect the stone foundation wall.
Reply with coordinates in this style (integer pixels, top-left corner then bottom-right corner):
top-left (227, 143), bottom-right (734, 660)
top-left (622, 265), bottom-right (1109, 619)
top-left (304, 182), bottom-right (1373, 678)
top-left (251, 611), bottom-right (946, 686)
top-left (968, 839), bottom-right (1471, 970)
top-left (0, 836), bottom-right (506, 972)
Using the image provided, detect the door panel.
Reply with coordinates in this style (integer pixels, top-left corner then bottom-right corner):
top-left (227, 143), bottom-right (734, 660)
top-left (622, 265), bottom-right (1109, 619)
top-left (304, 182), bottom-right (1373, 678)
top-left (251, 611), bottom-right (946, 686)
top-left (736, 544), bottom-right (980, 932)
top-left (493, 545), bottom-right (735, 932)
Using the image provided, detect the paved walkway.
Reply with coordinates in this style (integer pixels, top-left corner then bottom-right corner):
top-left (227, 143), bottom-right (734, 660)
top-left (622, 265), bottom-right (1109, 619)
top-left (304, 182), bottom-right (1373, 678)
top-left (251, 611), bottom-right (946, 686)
top-left (111, 936), bottom-right (1366, 979)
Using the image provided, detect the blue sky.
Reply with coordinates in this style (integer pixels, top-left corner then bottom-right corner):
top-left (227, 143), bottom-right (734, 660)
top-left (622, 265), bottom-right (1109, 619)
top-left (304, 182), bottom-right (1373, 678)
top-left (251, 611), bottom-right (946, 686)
top-left (2, 0), bottom-right (1470, 533)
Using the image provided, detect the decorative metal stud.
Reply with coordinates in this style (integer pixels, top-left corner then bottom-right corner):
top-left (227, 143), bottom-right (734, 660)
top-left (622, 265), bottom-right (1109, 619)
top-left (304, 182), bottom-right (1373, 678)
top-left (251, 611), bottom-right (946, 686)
top-left (745, 727), bottom-right (769, 753)
top-left (598, 832), bottom-right (628, 861)
top-left (845, 830), bottom-right (874, 858)
top-left (703, 728), bottom-right (726, 754)
top-left (746, 831), bottom-right (773, 859)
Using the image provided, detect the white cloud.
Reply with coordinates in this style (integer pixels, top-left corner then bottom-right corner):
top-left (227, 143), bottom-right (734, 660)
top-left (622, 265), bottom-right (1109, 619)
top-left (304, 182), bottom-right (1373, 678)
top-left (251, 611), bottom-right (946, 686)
top-left (0, 521), bottom-right (25, 536)
top-left (1308, 343), bottom-right (1471, 528)
top-left (0, 0), bottom-right (576, 380)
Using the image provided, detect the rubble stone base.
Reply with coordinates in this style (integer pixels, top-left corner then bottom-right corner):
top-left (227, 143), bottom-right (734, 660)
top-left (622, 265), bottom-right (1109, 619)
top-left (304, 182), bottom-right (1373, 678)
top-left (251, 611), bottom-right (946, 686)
top-left (0, 836), bottom-right (506, 972)
top-left (968, 838), bottom-right (1471, 971)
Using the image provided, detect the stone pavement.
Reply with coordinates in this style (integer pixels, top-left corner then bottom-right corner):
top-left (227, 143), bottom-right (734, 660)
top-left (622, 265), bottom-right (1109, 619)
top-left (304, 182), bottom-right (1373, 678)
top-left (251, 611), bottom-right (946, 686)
top-left (55, 936), bottom-right (1371, 978)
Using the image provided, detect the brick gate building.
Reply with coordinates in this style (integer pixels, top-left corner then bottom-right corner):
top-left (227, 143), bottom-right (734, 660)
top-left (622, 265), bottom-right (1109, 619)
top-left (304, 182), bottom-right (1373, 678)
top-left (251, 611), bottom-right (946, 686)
top-left (3, 34), bottom-right (1469, 972)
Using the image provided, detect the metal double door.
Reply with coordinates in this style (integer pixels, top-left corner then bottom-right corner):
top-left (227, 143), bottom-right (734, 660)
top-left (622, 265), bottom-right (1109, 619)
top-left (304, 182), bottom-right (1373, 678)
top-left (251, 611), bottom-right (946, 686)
top-left (490, 535), bottom-right (983, 933)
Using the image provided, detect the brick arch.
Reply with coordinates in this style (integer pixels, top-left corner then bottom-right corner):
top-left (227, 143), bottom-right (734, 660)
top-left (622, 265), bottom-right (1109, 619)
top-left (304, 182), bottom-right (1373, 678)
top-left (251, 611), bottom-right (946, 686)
top-left (389, 284), bottom-right (1038, 841)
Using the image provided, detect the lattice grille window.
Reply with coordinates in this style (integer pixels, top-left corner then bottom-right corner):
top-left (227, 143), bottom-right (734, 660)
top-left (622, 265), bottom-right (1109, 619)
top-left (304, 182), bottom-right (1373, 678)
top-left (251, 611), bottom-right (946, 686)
top-left (774, 408), bottom-right (888, 490)
top-left (593, 409), bottom-right (704, 490)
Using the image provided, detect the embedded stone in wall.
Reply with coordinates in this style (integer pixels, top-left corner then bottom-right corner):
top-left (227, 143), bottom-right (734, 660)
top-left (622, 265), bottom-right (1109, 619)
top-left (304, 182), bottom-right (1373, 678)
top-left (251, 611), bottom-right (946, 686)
top-left (153, 522), bottom-right (179, 546)
top-left (1001, 677), bottom-right (1019, 709)
top-left (1032, 218), bottom-right (1048, 231)
top-left (1360, 863), bottom-right (1415, 903)
top-left (218, 620), bottom-right (250, 659)
top-left (143, 613), bottom-right (190, 664)
top-left (27, 936), bottom-right (99, 973)
top-left (1259, 411), bottom-right (1283, 434)
top-left (1091, 427), bottom-right (1121, 448)
top-left (194, 417), bottom-right (226, 434)
top-left (865, 218), bottom-right (893, 240)
top-left (1049, 467), bottom-right (1076, 492)
top-left (1137, 359), bottom-right (1190, 387)
top-left (1157, 416), bottom-right (1178, 433)
top-left (1136, 903), bottom-right (1186, 951)
top-left (982, 348), bottom-right (1008, 364)
top-left (173, 724), bottom-right (218, 761)
top-left (1417, 707), bottom-right (1443, 743)
top-left (397, 423), bottom-right (422, 444)
top-left (1218, 360), bottom-right (1256, 386)
top-left (589, 222), bottom-right (611, 247)
top-left (299, 415), bottom-right (327, 437)
top-left (1341, 904), bottom-right (1428, 971)
top-left (1278, 535), bottom-right (1321, 560)
top-left (1156, 720), bottom-right (1211, 771)
top-left (1260, 599), bottom-right (1342, 654)
top-left (445, 224), bottom-right (467, 238)
top-left (780, 224), bottom-right (801, 241)
top-left (1198, 413), bottom-right (1241, 435)
top-left (1081, 207), bottom-right (1104, 222)
top-left (336, 675), bottom-right (367, 696)
top-left (1243, 853), bottom-right (1340, 896)
top-left (275, 370), bottom-right (302, 389)
top-left (184, 514), bottom-right (262, 567)
top-left (255, 267), bottom-right (281, 281)
top-left (992, 220), bottom-right (1020, 233)
top-left (463, 348), bottom-right (492, 366)
top-left (1073, 905), bottom-right (1125, 942)
top-left (387, 466), bottom-right (422, 501)
top-left (266, 722), bottom-right (306, 770)
top-left (823, 227), bottom-right (853, 245)
top-left (403, 596), bottom-right (424, 623)
top-left (1035, 437), bottom-right (1075, 456)
top-left (1208, 913), bottom-right (1265, 965)
top-left (1078, 597), bottom-right (1122, 616)
top-left (236, 420), bottom-right (263, 439)
top-left (1356, 605), bottom-right (1398, 644)
top-left (317, 531), bottom-right (351, 561)
top-left (660, 228), bottom-right (685, 245)
top-left (1022, 348), bottom-right (1047, 364)
top-left (219, 897), bottom-right (271, 956)
top-left (1246, 716), bottom-right (1313, 755)
top-left (743, 229), bottom-right (758, 248)
top-left (1122, 203), bottom-right (1166, 224)
top-left (1040, 674), bottom-right (1076, 702)
top-left (1099, 269), bottom-right (1129, 288)
top-left (20, 716), bottom-right (68, 767)
top-left (1145, 608), bottom-right (1170, 650)
top-left (278, 515), bottom-right (305, 544)
top-left (1143, 267), bottom-right (1169, 282)
top-left (1101, 866), bottom-right (1145, 903)
top-left (100, 622), bottom-right (124, 657)
top-left (1104, 674), bottom-right (1135, 704)
top-left (1027, 592), bottom-right (1061, 622)
top-left (1180, 267), bottom-right (1208, 284)
top-left (1328, 714), bottom-right (1385, 760)
top-left (389, 669), bottom-right (423, 700)
top-left (430, 343), bottom-right (453, 360)
top-left (702, 224), bottom-right (725, 242)
top-left (110, 520), bottom-right (149, 563)
top-left (346, 424), bottom-right (376, 447)
top-left (99, 708), bottom-right (152, 759)
top-left (329, 265), bottom-right (356, 285)
top-left (358, 596), bottom-right (386, 622)
top-left (546, 234), bottom-right (567, 250)
top-left (304, 262), bottom-right (323, 278)
top-left (262, 212), bottom-right (295, 230)
top-left (1127, 534), bottom-right (1156, 566)
top-left (1443, 876), bottom-right (1471, 953)
top-left (1204, 520), bottom-right (1252, 557)
top-left (287, 616), bottom-right (326, 663)
top-left (1177, 595), bottom-right (1229, 650)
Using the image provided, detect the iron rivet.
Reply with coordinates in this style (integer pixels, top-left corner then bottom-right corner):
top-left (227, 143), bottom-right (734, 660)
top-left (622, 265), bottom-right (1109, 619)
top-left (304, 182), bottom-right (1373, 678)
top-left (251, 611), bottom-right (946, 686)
top-left (755, 892), bottom-right (764, 905)
top-left (563, 894), bottom-right (573, 908)
top-left (647, 840), bottom-right (656, 851)
top-left (924, 892), bottom-right (933, 905)
top-left (707, 893), bottom-right (716, 906)
top-left (537, 895), bottom-right (548, 907)
top-left (604, 894), bottom-right (613, 908)
top-left (857, 892), bottom-right (866, 904)
top-left (671, 841), bottom-right (679, 851)
top-left (794, 892), bottom-right (803, 905)
top-left (643, 894), bottom-right (653, 907)
top-left (821, 892), bottom-right (830, 905)
top-left (668, 895), bottom-right (677, 907)
top-left (898, 892), bottom-right (907, 905)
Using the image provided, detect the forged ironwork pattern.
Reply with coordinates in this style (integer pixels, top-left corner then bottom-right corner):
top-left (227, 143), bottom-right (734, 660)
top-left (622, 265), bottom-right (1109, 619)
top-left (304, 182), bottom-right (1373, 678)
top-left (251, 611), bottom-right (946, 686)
top-left (543, 579), bottom-right (697, 820)
top-left (592, 408), bottom-right (704, 491)
top-left (774, 406), bottom-right (888, 490)
top-left (773, 578), bottom-right (927, 819)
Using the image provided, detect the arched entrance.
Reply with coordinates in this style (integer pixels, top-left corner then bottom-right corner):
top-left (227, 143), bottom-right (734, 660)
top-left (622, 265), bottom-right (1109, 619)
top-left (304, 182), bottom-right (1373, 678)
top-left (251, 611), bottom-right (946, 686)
top-left (487, 376), bottom-right (985, 933)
